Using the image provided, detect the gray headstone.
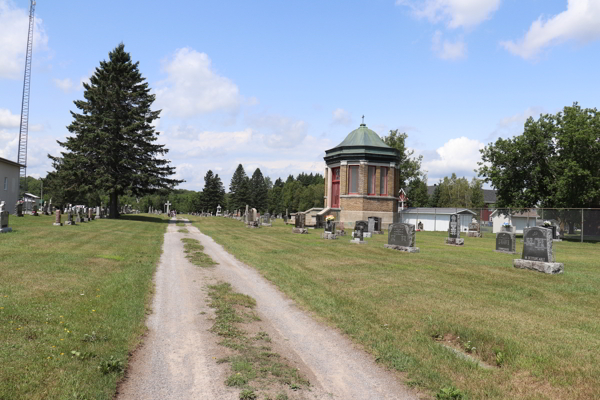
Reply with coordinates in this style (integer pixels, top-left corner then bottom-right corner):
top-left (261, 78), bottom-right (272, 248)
top-left (368, 217), bottom-right (381, 232)
top-left (448, 214), bottom-right (460, 239)
top-left (325, 220), bottom-right (335, 233)
top-left (355, 220), bottom-right (368, 232)
top-left (522, 227), bottom-right (554, 262)
top-left (495, 232), bottom-right (515, 253)
top-left (295, 214), bottom-right (305, 228)
top-left (1, 210), bottom-right (9, 228)
top-left (388, 223), bottom-right (416, 247)
top-left (353, 226), bottom-right (364, 241)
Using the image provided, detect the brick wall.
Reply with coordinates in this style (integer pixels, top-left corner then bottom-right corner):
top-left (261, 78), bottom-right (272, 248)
top-left (340, 165), bottom-right (348, 195)
top-left (340, 196), bottom-right (396, 212)
top-left (359, 163), bottom-right (367, 195)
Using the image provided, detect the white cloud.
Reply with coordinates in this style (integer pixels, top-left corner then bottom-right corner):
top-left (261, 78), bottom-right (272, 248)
top-left (0, 0), bottom-right (49, 79)
top-left (332, 108), bottom-right (352, 125)
top-left (501, 0), bottom-right (600, 60)
top-left (0, 108), bottom-right (19, 128)
top-left (487, 106), bottom-right (546, 140)
top-left (432, 30), bottom-right (466, 60)
top-left (155, 48), bottom-right (241, 118)
top-left (247, 114), bottom-right (308, 149)
top-left (421, 136), bottom-right (484, 183)
top-left (397, 0), bottom-right (501, 29)
top-left (165, 126), bottom-right (254, 157)
top-left (53, 78), bottom-right (75, 93)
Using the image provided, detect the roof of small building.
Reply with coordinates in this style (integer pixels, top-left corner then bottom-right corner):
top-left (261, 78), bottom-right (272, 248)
top-left (24, 193), bottom-right (40, 199)
top-left (426, 185), bottom-right (497, 204)
top-left (0, 156), bottom-right (24, 168)
top-left (400, 207), bottom-right (477, 215)
top-left (324, 123), bottom-right (399, 164)
top-left (490, 209), bottom-right (539, 218)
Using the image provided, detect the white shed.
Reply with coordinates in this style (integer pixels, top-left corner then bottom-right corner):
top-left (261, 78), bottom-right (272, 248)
top-left (398, 208), bottom-right (477, 232)
top-left (491, 209), bottom-right (540, 234)
top-left (0, 157), bottom-right (23, 214)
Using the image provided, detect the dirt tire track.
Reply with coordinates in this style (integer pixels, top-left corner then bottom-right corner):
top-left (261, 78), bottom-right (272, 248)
top-left (188, 222), bottom-right (419, 400)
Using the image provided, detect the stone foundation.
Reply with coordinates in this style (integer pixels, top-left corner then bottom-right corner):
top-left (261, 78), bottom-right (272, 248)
top-left (445, 238), bottom-right (464, 246)
top-left (467, 232), bottom-right (482, 238)
top-left (0, 227), bottom-right (12, 233)
top-left (513, 259), bottom-right (564, 274)
top-left (292, 228), bottom-right (308, 234)
top-left (384, 244), bottom-right (420, 253)
top-left (494, 249), bottom-right (515, 254)
top-left (349, 238), bottom-right (366, 244)
top-left (261, 223), bottom-right (272, 227)
top-left (321, 232), bottom-right (337, 240)
top-left (53, 222), bottom-right (63, 226)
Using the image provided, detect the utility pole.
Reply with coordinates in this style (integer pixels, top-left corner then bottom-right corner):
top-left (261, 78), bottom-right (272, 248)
top-left (17, 0), bottom-right (36, 197)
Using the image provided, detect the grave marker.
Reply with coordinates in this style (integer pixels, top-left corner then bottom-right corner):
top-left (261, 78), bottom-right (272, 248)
top-left (495, 232), bottom-right (515, 254)
top-left (445, 214), bottom-right (464, 246)
top-left (384, 223), bottom-right (419, 252)
top-left (513, 227), bottom-right (563, 274)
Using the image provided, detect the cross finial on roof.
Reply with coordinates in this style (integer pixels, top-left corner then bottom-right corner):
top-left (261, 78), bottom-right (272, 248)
top-left (362, 115), bottom-right (364, 124)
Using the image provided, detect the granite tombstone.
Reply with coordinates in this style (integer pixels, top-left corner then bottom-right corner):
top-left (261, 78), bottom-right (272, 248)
top-left (384, 223), bottom-right (419, 252)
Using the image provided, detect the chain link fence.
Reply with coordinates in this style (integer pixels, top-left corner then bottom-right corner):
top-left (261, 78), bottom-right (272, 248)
top-left (398, 207), bottom-right (600, 243)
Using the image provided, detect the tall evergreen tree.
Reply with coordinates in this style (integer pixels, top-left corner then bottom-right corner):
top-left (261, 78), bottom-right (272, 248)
top-left (250, 168), bottom-right (268, 212)
top-left (229, 164), bottom-right (250, 211)
top-left (201, 170), bottom-right (225, 213)
top-left (407, 178), bottom-right (429, 207)
top-left (49, 44), bottom-right (181, 218)
top-left (428, 182), bottom-right (442, 207)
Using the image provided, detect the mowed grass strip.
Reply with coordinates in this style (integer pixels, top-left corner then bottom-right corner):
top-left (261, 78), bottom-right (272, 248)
top-left (190, 216), bottom-right (600, 400)
top-left (182, 238), bottom-right (218, 267)
top-left (208, 282), bottom-right (309, 399)
top-left (0, 213), bottom-right (168, 400)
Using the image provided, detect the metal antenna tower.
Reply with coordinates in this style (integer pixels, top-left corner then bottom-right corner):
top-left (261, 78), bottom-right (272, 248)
top-left (17, 0), bottom-right (36, 195)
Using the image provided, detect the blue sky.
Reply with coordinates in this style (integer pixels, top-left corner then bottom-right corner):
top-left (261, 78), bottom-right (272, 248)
top-left (1, 0), bottom-right (599, 191)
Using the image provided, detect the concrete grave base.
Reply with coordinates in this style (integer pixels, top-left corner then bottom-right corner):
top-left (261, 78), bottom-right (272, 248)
top-left (65, 221), bottom-right (75, 225)
top-left (292, 228), bottom-right (308, 234)
top-left (321, 232), bottom-right (337, 240)
top-left (467, 232), bottom-right (483, 238)
top-left (349, 239), bottom-right (366, 244)
top-left (336, 230), bottom-right (346, 236)
top-left (363, 232), bottom-right (372, 238)
top-left (0, 227), bottom-right (12, 233)
top-left (372, 231), bottom-right (383, 235)
top-left (445, 238), bottom-right (464, 246)
top-left (494, 250), bottom-right (516, 254)
top-left (384, 244), bottom-right (420, 253)
top-left (553, 239), bottom-right (562, 242)
top-left (513, 259), bottom-right (564, 274)
top-left (261, 223), bottom-right (272, 227)
top-left (53, 223), bottom-right (63, 226)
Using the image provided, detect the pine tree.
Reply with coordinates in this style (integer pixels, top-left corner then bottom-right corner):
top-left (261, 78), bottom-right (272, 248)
top-left (201, 170), bottom-right (225, 213)
top-left (229, 164), bottom-right (250, 211)
top-left (49, 44), bottom-right (181, 218)
top-left (250, 168), bottom-right (268, 212)
top-left (428, 182), bottom-right (442, 207)
top-left (407, 178), bottom-right (429, 207)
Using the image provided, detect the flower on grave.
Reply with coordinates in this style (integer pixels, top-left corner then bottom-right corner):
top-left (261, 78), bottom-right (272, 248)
top-left (543, 220), bottom-right (552, 227)
top-left (325, 215), bottom-right (335, 222)
top-left (503, 222), bottom-right (512, 227)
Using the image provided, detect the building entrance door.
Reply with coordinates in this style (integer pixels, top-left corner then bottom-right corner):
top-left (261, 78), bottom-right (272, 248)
top-left (331, 167), bottom-right (340, 208)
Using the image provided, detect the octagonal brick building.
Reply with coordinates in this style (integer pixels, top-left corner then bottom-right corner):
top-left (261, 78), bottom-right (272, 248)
top-left (323, 122), bottom-right (400, 226)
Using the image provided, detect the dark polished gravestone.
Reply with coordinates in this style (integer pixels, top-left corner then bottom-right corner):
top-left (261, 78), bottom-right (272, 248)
top-left (350, 225), bottom-right (365, 244)
top-left (0, 209), bottom-right (11, 233)
top-left (321, 220), bottom-right (337, 240)
top-left (495, 232), bottom-right (516, 254)
top-left (354, 220), bottom-right (371, 238)
top-left (513, 227), bottom-right (564, 274)
top-left (445, 214), bottom-right (464, 246)
top-left (368, 217), bottom-right (383, 234)
top-left (384, 223), bottom-right (419, 253)
top-left (292, 213), bottom-right (308, 234)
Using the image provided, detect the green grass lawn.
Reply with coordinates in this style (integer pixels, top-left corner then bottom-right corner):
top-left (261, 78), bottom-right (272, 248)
top-left (191, 216), bottom-right (600, 400)
top-left (0, 213), bottom-right (168, 400)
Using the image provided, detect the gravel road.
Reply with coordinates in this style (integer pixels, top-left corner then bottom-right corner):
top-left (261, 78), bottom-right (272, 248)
top-left (116, 219), bottom-right (420, 400)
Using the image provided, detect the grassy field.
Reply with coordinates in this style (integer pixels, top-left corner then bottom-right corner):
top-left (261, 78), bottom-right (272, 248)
top-left (0, 213), bottom-right (168, 400)
top-left (190, 216), bottom-right (600, 400)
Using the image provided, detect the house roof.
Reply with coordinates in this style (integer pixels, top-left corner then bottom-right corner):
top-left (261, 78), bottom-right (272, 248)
top-left (490, 209), bottom-right (539, 218)
top-left (0, 156), bottom-right (24, 168)
top-left (400, 207), bottom-right (477, 215)
top-left (24, 193), bottom-right (40, 199)
top-left (324, 123), bottom-right (399, 164)
top-left (426, 185), bottom-right (497, 204)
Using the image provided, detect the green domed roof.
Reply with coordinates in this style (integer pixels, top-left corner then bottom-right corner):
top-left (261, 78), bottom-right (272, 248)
top-left (324, 123), bottom-right (399, 164)
top-left (334, 124), bottom-right (392, 148)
